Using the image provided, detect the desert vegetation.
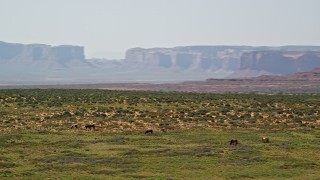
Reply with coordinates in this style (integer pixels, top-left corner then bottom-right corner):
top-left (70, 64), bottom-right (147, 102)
top-left (0, 89), bottom-right (319, 179)
top-left (0, 89), bottom-right (319, 131)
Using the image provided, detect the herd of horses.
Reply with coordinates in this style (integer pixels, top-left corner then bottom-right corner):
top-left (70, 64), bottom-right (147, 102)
top-left (70, 124), bottom-right (270, 144)
top-left (71, 124), bottom-right (95, 130)
top-left (229, 137), bottom-right (270, 145)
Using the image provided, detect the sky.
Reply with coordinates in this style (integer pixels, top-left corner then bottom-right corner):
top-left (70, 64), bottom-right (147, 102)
top-left (0, 0), bottom-right (319, 59)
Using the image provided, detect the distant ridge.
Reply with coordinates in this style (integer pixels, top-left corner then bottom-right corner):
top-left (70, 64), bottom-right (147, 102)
top-left (253, 67), bottom-right (320, 80)
top-left (1, 41), bottom-right (320, 84)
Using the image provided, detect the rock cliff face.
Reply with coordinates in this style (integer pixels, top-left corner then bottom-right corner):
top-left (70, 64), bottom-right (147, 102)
top-left (0, 41), bottom-right (85, 68)
top-left (1, 41), bottom-right (320, 84)
top-left (125, 46), bottom-right (320, 77)
top-left (0, 41), bottom-right (94, 84)
top-left (124, 46), bottom-right (254, 72)
top-left (240, 51), bottom-right (320, 74)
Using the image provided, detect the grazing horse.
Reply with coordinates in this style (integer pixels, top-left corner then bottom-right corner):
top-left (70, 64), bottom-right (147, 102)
top-left (230, 139), bottom-right (238, 145)
top-left (85, 124), bottom-right (95, 130)
top-left (70, 124), bottom-right (78, 129)
top-left (145, 129), bottom-right (153, 134)
top-left (262, 137), bottom-right (270, 143)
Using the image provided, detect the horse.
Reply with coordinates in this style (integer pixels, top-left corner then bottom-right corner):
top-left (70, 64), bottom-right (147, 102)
top-left (230, 139), bottom-right (238, 145)
top-left (70, 124), bottom-right (78, 129)
top-left (85, 124), bottom-right (95, 130)
top-left (145, 129), bottom-right (153, 134)
top-left (262, 137), bottom-right (270, 143)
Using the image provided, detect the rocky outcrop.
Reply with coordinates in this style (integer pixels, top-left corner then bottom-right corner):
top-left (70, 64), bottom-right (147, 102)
top-left (253, 67), bottom-right (320, 80)
top-left (0, 41), bottom-right (85, 67)
top-left (125, 46), bottom-right (320, 77)
top-left (124, 46), bottom-right (255, 72)
top-left (2, 41), bottom-right (320, 84)
top-left (239, 51), bottom-right (320, 74)
top-left (0, 41), bottom-right (93, 84)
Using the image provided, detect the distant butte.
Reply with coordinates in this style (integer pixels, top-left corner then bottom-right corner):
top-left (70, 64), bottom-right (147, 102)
top-left (1, 41), bottom-right (320, 84)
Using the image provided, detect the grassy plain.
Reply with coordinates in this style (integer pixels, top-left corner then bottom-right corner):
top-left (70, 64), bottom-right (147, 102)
top-left (0, 89), bottom-right (319, 179)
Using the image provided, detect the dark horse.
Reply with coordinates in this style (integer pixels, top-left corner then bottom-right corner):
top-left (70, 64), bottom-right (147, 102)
top-left (85, 124), bottom-right (95, 130)
top-left (230, 139), bottom-right (238, 145)
top-left (70, 124), bottom-right (78, 129)
top-left (145, 129), bottom-right (153, 134)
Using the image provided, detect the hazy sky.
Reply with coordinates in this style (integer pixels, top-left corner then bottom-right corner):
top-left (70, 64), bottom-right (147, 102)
top-left (1, 0), bottom-right (319, 59)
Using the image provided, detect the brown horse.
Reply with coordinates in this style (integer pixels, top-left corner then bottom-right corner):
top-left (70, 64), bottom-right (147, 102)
top-left (85, 124), bottom-right (95, 130)
top-left (262, 137), bottom-right (270, 143)
top-left (230, 139), bottom-right (238, 145)
top-left (145, 129), bottom-right (153, 134)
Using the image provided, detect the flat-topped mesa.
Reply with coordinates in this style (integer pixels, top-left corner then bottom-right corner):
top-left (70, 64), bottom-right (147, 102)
top-left (51, 45), bottom-right (85, 63)
top-left (2, 41), bottom-right (320, 83)
top-left (124, 46), bottom-right (251, 71)
top-left (0, 41), bottom-right (85, 64)
top-left (240, 51), bottom-right (320, 74)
